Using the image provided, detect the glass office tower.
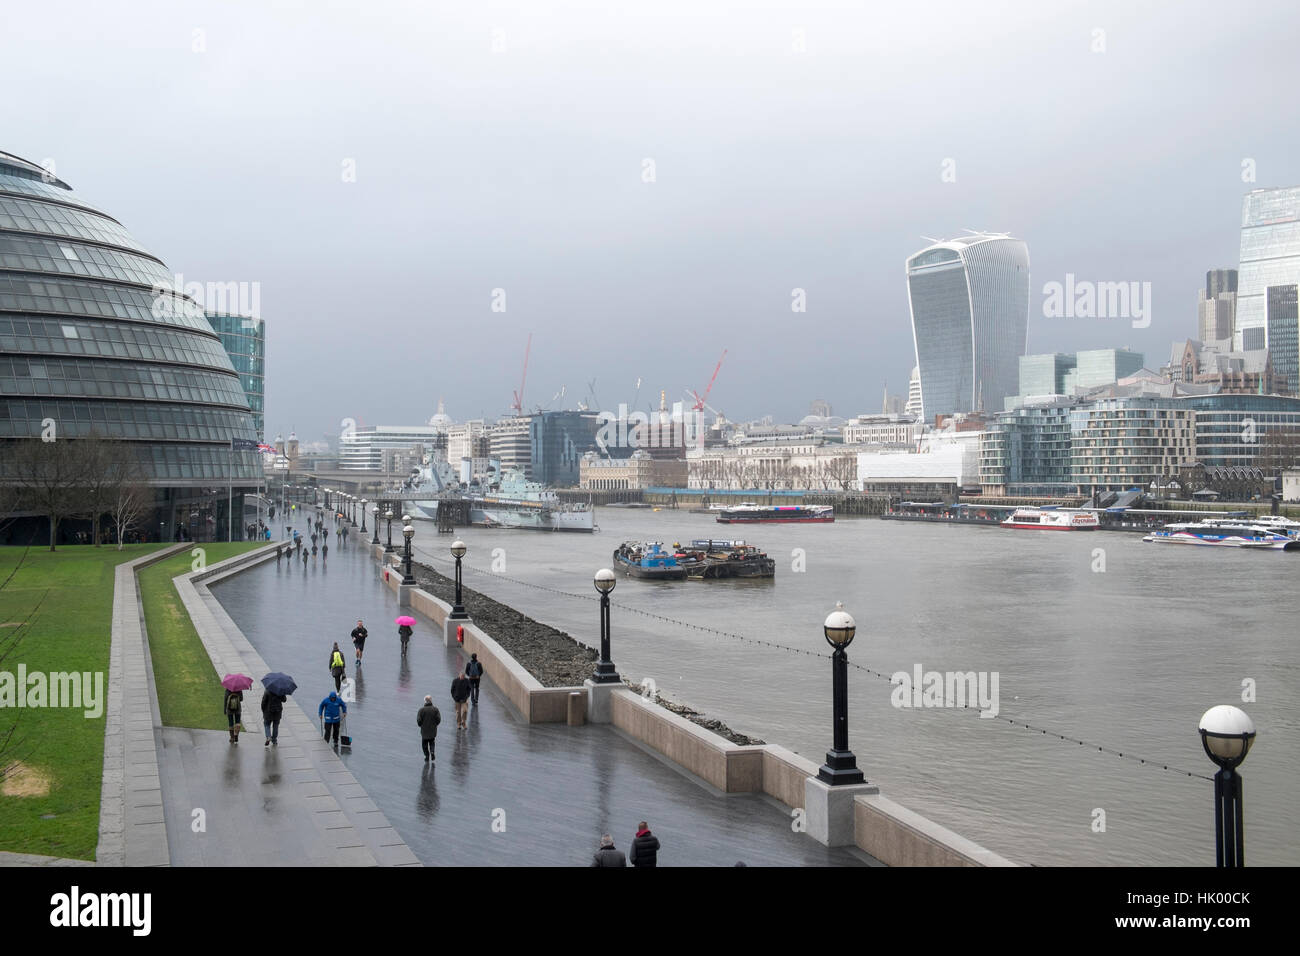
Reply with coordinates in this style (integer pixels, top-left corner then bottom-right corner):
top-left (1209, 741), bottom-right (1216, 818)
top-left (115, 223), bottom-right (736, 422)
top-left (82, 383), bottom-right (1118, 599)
top-left (1236, 187), bottom-right (1300, 351)
top-left (1267, 284), bottom-right (1299, 396)
top-left (907, 233), bottom-right (1030, 421)
top-left (207, 312), bottom-right (265, 441)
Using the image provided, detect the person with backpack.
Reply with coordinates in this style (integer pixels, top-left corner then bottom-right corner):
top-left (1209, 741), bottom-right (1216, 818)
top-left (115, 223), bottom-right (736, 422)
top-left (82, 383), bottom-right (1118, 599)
top-left (318, 691), bottom-right (347, 747)
top-left (224, 688), bottom-right (244, 744)
top-left (465, 653), bottom-right (484, 705)
top-left (416, 695), bottom-right (441, 762)
top-left (629, 821), bottom-right (660, 867)
top-left (329, 643), bottom-right (346, 691)
top-left (261, 690), bottom-right (285, 747)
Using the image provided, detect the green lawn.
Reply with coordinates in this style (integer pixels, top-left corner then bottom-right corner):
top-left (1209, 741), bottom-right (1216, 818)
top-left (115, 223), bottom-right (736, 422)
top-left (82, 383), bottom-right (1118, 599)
top-left (0, 544), bottom-right (163, 860)
top-left (138, 543), bottom-right (262, 731)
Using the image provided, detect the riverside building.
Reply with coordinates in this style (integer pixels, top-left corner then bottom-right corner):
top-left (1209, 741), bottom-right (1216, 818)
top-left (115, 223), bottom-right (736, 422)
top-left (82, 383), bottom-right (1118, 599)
top-left (906, 233), bottom-right (1031, 421)
top-left (1236, 186), bottom-right (1300, 351)
top-left (0, 150), bottom-right (261, 542)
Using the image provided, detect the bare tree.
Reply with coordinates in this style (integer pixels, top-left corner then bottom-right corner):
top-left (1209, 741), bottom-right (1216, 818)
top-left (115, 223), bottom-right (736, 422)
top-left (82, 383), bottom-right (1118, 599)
top-left (7, 438), bottom-right (84, 551)
top-left (108, 457), bottom-right (151, 550)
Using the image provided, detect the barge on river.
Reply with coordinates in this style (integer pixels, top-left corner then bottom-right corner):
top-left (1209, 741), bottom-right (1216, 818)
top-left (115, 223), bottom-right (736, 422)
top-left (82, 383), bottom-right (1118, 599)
top-left (672, 539), bottom-right (776, 579)
top-left (715, 503), bottom-right (833, 524)
top-left (613, 541), bottom-right (688, 580)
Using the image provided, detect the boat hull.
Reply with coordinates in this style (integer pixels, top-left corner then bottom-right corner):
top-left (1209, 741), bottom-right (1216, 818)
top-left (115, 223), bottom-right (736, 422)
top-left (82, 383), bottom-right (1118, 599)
top-left (716, 514), bottom-right (833, 524)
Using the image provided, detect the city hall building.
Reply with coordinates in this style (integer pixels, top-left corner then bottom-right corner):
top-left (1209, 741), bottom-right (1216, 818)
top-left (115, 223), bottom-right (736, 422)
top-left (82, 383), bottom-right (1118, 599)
top-left (0, 150), bottom-right (262, 542)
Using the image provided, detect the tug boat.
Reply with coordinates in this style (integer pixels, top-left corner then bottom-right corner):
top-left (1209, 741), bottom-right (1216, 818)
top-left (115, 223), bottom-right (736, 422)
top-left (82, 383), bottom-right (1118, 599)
top-left (613, 541), bottom-right (688, 580)
top-left (1001, 507), bottom-right (1099, 530)
top-left (716, 503), bottom-right (834, 524)
top-left (1143, 521), bottom-right (1300, 550)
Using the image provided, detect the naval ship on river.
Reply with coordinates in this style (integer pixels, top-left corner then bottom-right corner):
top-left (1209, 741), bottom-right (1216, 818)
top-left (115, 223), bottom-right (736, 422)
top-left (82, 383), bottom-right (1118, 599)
top-left (403, 459), bottom-right (595, 532)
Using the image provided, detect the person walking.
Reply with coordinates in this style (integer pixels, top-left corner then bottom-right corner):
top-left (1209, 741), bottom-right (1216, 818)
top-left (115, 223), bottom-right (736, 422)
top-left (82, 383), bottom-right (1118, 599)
top-left (416, 694), bottom-right (441, 762)
top-left (351, 620), bottom-right (368, 664)
top-left (318, 691), bottom-right (347, 747)
top-left (276, 545), bottom-right (282, 565)
top-left (261, 690), bottom-right (285, 746)
top-left (321, 541), bottom-right (328, 560)
top-left (591, 835), bottom-right (626, 867)
top-left (466, 653), bottom-right (484, 705)
top-left (450, 671), bottom-right (472, 729)
top-left (629, 821), bottom-right (660, 867)
top-left (329, 643), bottom-right (346, 691)
top-left (398, 621), bottom-right (413, 656)
top-left (302, 547), bottom-right (309, 566)
top-left (224, 688), bottom-right (244, 744)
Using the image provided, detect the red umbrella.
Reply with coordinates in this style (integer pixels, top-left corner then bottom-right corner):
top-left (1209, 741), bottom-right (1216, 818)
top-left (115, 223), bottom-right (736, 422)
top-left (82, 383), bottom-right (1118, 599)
top-left (395, 616), bottom-right (416, 627)
top-left (221, 673), bottom-right (253, 692)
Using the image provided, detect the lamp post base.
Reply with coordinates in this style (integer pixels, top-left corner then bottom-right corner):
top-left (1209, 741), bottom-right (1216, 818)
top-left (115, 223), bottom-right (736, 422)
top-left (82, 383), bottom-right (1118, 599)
top-left (590, 661), bottom-right (621, 685)
top-left (449, 605), bottom-right (469, 620)
top-left (817, 750), bottom-right (865, 786)
top-left (804, 775), bottom-right (878, 847)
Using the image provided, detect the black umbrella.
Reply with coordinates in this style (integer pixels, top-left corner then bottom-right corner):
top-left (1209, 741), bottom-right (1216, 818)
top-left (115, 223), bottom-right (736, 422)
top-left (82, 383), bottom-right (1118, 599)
top-left (261, 672), bottom-right (297, 697)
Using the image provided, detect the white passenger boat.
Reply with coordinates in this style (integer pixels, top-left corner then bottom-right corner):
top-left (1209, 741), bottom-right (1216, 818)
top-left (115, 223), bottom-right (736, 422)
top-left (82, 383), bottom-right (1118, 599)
top-left (1000, 507), bottom-right (1099, 530)
top-left (1143, 521), bottom-right (1300, 550)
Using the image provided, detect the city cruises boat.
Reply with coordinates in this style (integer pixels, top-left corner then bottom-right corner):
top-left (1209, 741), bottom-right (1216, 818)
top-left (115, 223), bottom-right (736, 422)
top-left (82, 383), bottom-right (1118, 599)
top-left (671, 539), bottom-right (776, 579)
top-left (613, 541), bottom-right (688, 580)
top-left (1142, 522), bottom-right (1300, 550)
top-left (1001, 507), bottom-right (1099, 530)
top-left (715, 503), bottom-right (834, 524)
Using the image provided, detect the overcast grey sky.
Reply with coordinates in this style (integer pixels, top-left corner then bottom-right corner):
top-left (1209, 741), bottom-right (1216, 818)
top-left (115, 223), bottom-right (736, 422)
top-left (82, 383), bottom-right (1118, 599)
top-left (4, 0), bottom-right (1298, 442)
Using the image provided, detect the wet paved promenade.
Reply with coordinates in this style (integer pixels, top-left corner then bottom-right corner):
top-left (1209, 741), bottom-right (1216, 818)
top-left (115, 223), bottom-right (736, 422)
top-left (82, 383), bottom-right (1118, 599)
top-left (210, 530), bottom-right (871, 866)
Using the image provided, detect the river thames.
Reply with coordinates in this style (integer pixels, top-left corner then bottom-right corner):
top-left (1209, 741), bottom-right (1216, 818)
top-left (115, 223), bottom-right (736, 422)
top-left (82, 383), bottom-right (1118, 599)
top-left (401, 506), bottom-right (1298, 866)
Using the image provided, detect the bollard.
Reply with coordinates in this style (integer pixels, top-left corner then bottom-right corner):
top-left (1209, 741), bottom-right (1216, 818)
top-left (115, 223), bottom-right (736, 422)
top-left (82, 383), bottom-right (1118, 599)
top-left (567, 691), bottom-right (585, 726)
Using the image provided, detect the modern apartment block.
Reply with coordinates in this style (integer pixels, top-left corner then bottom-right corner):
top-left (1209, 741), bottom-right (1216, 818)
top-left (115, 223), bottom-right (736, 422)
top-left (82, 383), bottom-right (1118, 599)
top-left (1069, 398), bottom-right (1197, 493)
top-left (338, 425), bottom-right (444, 470)
top-left (978, 400), bottom-right (1075, 496)
top-left (1236, 187), bottom-right (1300, 351)
top-left (907, 233), bottom-right (1031, 421)
top-left (488, 417), bottom-right (532, 477)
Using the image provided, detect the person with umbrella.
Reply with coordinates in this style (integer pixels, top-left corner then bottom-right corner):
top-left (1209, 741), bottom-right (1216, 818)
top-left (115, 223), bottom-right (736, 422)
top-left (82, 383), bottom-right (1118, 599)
top-left (222, 674), bottom-right (253, 744)
top-left (396, 616), bottom-right (415, 656)
top-left (261, 672), bottom-right (296, 747)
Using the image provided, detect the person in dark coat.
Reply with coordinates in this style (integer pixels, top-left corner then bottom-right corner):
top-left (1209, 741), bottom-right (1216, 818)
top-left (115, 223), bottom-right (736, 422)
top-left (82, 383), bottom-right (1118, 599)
top-left (450, 672), bottom-right (472, 729)
top-left (591, 834), bottom-right (626, 867)
top-left (466, 653), bottom-right (484, 704)
top-left (351, 620), bottom-right (368, 663)
top-left (329, 643), bottom-right (346, 691)
top-left (261, 690), bottom-right (285, 746)
top-left (398, 622), bottom-right (413, 655)
top-left (629, 821), bottom-right (660, 867)
top-left (416, 695), bottom-right (441, 762)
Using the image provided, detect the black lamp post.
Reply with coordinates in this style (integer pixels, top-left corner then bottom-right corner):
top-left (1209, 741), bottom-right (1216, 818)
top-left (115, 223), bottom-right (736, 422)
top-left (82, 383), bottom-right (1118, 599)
top-left (371, 505), bottom-right (380, 545)
top-left (384, 509), bottom-right (395, 553)
top-left (818, 602), bottom-right (865, 786)
top-left (401, 522), bottom-right (416, 586)
top-left (1199, 705), bottom-right (1256, 867)
top-left (360, 498), bottom-right (368, 533)
top-left (591, 568), bottom-right (619, 683)
top-left (450, 540), bottom-right (468, 620)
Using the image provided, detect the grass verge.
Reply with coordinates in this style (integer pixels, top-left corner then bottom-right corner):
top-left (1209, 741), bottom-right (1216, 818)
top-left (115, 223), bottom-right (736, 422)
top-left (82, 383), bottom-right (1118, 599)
top-left (138, 543), bottom-right (262, 730)
top-left (0, 544), bottom-right (164, 860)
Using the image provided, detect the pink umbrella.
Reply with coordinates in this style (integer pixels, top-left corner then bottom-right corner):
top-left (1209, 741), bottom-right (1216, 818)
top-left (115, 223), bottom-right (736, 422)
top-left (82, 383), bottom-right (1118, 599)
top-left (221, 673), bottom-right (253, 692)
top-left (395, 616), bottom-right (416, 627)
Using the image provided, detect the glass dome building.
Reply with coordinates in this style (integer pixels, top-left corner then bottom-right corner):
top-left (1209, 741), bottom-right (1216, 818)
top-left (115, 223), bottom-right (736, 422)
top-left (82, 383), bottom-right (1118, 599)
top-left (0, 150), bottom-right (262, 542)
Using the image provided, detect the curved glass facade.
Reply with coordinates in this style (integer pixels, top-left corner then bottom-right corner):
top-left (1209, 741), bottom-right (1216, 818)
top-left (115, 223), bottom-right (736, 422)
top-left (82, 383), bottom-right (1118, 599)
top-left (0, 149), bottom-right (261, 539)
top-left (907, 234), bottom-right (1029, 421)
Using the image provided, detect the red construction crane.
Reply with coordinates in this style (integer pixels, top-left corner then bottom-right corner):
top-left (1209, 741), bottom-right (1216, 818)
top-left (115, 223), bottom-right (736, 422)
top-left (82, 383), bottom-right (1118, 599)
top-left (510, 333), bottom-right (532, 416)
top-left (688, 349), bottom-right (727, 411)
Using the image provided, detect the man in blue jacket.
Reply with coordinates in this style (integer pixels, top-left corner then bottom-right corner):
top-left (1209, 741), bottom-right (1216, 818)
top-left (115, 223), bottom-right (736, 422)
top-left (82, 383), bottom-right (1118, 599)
top-left (319, 691), bottom-right (347, 747)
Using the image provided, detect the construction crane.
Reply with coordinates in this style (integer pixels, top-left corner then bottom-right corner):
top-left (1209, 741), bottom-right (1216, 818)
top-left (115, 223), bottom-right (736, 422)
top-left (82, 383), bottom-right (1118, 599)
top-left (683, 389), bottom-right (725, 423)
top-left (510, 333), bottom-right (532, 416)
top-left (688, 349), bottom-right (727, 411)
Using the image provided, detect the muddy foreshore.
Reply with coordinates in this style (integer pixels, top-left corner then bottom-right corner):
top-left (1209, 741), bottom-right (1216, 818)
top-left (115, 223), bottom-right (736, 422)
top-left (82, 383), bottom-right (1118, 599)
top-left (411, 560), bottom-right (764, 746)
